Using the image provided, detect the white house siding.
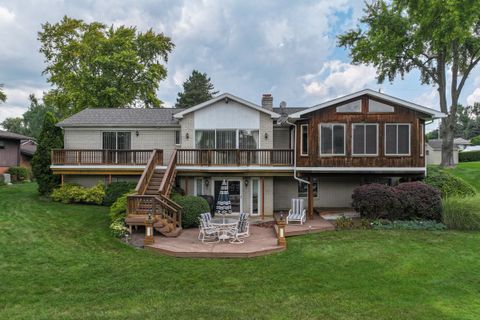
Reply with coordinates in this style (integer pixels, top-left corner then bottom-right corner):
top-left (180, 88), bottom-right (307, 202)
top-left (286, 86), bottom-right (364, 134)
top-left (131, 129), bottom-right (177, 164)
top-left (64, 129), bottom-right (102, 149)
top-left (273, 127), bottom-right (290, 149)
top-left (194, 100), bottom-right (260, 129)
top-left (180, 113), bottom-right (195, 148)
top-left (260, 113), bottom-right (273, 149)
top-left (273, 177), bottom-right (298, 210)
top-left (64, 175), bottom-right (106, 187)
top-left (426, 146), bottom-right (459, 165)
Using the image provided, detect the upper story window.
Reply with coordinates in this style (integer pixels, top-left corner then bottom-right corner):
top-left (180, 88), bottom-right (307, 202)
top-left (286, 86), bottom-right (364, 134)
top-left (319, 123), bottom-right (345, 155)
top-left (195, 129), bottom-right (259, 149)
top-left (300, 124), bottom-right (308, 156)
top-left (368, 100), bottom-right (394, 113)
top-left (195, 130), bottom-right (215, 149)
top-left (336, 100), bottom-right (362, 113)
top-left (0, 140), bottom-right (5, 149)
top-left (239, 130), bottom-right (259, 149)
top-left (385, 124), bottom-right (411, 156)
top-left (352, 124), bottom-right (378, 156)
top-left (102, 131), bottom-right (131, 150)
top-left (174, 130), bottom-right (181, 145)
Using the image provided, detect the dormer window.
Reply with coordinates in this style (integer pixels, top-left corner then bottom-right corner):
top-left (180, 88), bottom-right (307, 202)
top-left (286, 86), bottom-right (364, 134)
top-left (368, 99), bottom-right (394, 113)
top-left (336, 100), bottom-right (361, 113)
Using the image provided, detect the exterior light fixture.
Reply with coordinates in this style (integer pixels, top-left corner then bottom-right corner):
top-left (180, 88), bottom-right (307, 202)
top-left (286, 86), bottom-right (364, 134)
top-left (204, 177), bottom-right (210, 187)
top-left (276, 213), bottom-right (286, 247)
top-left (144, 213), bottom-right (155, 245)
top-left (135, 130), bottom-right (139, 137)
top-left (244, 177), bottom-right (249, 187)
top-left (186, 133), bottom-right (190, 140)
top-left (264, 132), bottom-right (268, 139)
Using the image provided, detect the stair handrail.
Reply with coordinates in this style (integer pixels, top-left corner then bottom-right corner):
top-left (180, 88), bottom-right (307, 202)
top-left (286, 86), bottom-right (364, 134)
top-left (159, 150), bottom-right (177, 196)
top-left (135, 149), bottom-right (161, 195)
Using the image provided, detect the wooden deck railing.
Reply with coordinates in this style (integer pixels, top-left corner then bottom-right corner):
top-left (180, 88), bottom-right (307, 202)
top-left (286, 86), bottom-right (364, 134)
top-left (51, 149), bottom-right (158, 165)
top-left (176, 149), bottom-right (293, 166)
top-left (127, 195), bottom-right (181, 230)
top-left (159, 150), bottom-right (177, 196)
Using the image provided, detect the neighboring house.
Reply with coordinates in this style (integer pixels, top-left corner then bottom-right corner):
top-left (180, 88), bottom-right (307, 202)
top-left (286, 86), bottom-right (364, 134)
top-left (426, 139), bottom-right (459, 165)
top-left (0, 130), bottom-right (36, 173)
top-left (51, 89), bottom-right (444, 226)
top-left (454, 138), bottom-right (471, 150)
top-left (463, 145), bottom-right (480, 152)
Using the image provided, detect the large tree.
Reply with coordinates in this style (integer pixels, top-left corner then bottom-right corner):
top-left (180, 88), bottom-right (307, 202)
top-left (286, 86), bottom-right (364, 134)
top-left (175, 70), bottom-right (218, 108)
top-left (38, 16), bottom-right (174, 117)
top-left (1, 117), bottom-right (24, 135)
top-left (338, 0), bottom-right (480, 167)
top-left (0, 84), bottom-right (6, 103)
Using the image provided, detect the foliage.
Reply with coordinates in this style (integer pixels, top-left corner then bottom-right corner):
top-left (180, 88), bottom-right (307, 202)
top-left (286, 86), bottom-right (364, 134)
top-left (103, 181), bottom-right (137, 206)
top-left (442, 195), bottom-right (480, 230)
top-left (1, 95), bottom-right (53, 138)
top-left (425, 166), bottom-right (476, 197)
top-left (471, 135), bottom-right (480, 145)
top-left (0, 84), bottom-right (6, 103)
top-left (446, 161), bottom-right (480, 192)
top-left (459, 150), bottom-right (480, 162)
top-left (109, 218), bottom-right (129, 238)
top-left (7, 167), bottom-right (30, 183)
top-left (171, 194), bottom-right (210, 228)
top-left (38, 16), bottom-right (174, 117)
top-left (334, 215), bottom-right (354, 230)
top-left (371, 219), bottom-right (446, 231)
top-left (31, 112), bottom-right (63, 195)
top-left (425, 130), bottom-right (438, 141)
top-left (352, 182), bottom-right (442, 221)
top-left (175, 70), bottom-right (218, 108)
top-left (455, 104), bottom-right (480, 139)
top-left (109, 191), bottom-right (131, 238)
top-left (338, 1), bottom-right (480, 167)
top-left (51, 183), bottom-right (105, 205)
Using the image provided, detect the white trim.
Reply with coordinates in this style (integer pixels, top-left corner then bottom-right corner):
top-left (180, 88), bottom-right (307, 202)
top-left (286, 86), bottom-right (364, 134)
top-left (173, 93), bottom-right (281, 119)
top-left (318, 123), bottom-right (346, 156)
top-left (300, 124), bottom-right (308, 156)
top-left (420, 123), bottom-right (424, 157)
top-left (250, 178), bottom-right (261, 216)
top-left (351, 123), bottom-right (379, 156)
top-left (296, 167), bottom-right (426, 173)
top-left (384, 123), bottom-right (411, 156)
top-left (175, 166), bottom-right (294, 172)
top-left (289, 89), bottom-right (445, 119)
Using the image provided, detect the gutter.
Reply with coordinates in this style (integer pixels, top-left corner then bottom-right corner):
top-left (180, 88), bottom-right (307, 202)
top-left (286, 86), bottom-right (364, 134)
top-left (284, 118), bottom-right (310, 185)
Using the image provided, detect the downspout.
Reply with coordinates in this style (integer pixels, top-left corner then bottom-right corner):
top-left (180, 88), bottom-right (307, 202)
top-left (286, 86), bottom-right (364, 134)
top-left (284, 118), bottom-right (310, 185)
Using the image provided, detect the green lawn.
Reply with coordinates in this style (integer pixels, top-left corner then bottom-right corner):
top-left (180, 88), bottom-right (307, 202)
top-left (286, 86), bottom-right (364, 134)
top-left (2, 184), bottom-right (480, 319)
top-left (447, 161), bottom-right (480, 191)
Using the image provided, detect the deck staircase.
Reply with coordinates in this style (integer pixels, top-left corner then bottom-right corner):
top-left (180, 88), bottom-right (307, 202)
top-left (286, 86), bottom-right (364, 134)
top-left (126, 149), bottom-right (182, 237)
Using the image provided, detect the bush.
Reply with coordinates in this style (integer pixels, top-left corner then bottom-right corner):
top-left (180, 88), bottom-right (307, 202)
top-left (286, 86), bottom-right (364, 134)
top-left (352, 184), bottom-right (401, 220)
top-left (334, 215), bottom-right (354, 230)
top-left (425, 167), bottom-right (476, 198)
top-left (7, 166), bottom-right (29, 182)
top-left (103, 182), bottom-right (137, 206)
top-left (51, 183), bottom-right (105, 205)
top-left (109, 192), bottom-right (130, 222)
top-left (171, 194), bottom-right (210, 229)
top-left (471, 135), bottom-right (480, 146)
top-left (395, 182), bottom-right (442, 221)
top-left (370, 220), bottom-right (446, 231)
top-left (442, 195), bottom-right (480, 230)
top-left (459, 150), bottom-right (480, 162)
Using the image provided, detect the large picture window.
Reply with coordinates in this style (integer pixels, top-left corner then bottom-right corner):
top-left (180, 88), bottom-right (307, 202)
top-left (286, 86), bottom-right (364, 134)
top-left (195, 129), bottom-right (259, 149)
top-left (319, 124), bottom-right (345, 155)
top-left (195, 130), bottom-right (215, 149)
top-left (352, 124), bottom-right (378, 155)
top-left (385, 124), bottom-right (411, 155)
top-left (300, 124), bottom-right (308, 156)
top-left (102, 131), bottom-right (131, 150)
top-left (239, 130), bottom-right (259, 149)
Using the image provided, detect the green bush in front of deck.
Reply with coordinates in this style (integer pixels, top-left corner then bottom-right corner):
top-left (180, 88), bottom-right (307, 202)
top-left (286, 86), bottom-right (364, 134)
top-left (171, 194), bottom-right (210, 228)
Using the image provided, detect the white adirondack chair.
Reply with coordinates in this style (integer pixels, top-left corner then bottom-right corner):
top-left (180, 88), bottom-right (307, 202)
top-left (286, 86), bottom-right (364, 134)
top-left (287, 198), bottom-right (306, 225)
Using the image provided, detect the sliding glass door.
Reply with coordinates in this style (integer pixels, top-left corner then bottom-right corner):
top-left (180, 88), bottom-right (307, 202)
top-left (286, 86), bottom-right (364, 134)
top-left (102, 131), bottom-right (131, 163)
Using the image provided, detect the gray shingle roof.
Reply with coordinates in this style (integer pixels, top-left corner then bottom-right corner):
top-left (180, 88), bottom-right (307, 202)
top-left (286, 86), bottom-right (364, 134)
top-left (0, 130), bottom-right (33, 140)
top-left (427, 139), bottom-right (459, 151)
top-left (57, 108), bottom-right (180, 127)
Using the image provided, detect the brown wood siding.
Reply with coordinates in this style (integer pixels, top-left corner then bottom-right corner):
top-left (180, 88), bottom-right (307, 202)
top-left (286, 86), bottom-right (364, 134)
top-left (297, 95), bottom-right (425, 168)
top-left (0, 139), bottom-right (20, 167)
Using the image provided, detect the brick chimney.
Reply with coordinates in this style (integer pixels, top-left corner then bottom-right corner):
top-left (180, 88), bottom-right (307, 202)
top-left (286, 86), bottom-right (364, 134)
top-left (261, 94), bottom-right (273, 111)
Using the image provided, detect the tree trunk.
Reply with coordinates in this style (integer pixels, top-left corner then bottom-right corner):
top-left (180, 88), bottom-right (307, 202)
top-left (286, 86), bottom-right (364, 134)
top-left (440, 115), bottom-right (456, 167)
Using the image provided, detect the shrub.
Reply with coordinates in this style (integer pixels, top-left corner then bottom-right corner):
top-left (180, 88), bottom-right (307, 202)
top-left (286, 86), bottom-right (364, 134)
top-left (459, 150), bottom-right (480, 162)
top-left (334, 215), bottom-right (354, 230)
top-left (370, 220), bottom-right (446, 231)
top-left (51, 183), bottom-right (105, 205)
top-left (171, 194), bottom-right (210, 229)
top-left (442, 195), bottom-right (480, 230)
top-left (103, 181), bottom-right (137, 206)
top-left (471, 135), bottom-right (480, 146)
top-left (7, 166), bottom-right (29, 182)
top-left (110, 218), bottom-right (129, 238)
top-left (352, 184), bottom-right (401, 220)
top-left (395, 182), bottom-right (442, 221)
top-left (109, 192), bottom-right (130, 222)
top-left (425, 167), bottom-right (476, 198)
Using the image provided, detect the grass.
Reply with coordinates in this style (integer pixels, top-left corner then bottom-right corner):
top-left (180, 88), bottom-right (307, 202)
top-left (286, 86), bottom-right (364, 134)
top-left (2, 183), bottom-right (480, 319)
top-left (442, 194), bottom-right (480, 230)
top-left (447, 161), bottom-right (480, 191)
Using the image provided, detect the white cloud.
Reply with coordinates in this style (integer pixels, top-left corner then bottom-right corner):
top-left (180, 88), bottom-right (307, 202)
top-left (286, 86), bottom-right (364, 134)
top-left (0, 85), bottom-right (46, 123)
top-left (467, 88), bottom-right (480, 106)
top-left (0, 6), bottom-right (15, 24)
top-left (302, 60), bottom-right (377, 99)
top-left (413, 88), bottom-right (438, 109)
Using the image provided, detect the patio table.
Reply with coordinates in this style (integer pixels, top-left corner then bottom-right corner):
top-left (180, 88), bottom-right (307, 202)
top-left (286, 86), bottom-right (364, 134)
top-left (210, 218), bottom-right (238, 241)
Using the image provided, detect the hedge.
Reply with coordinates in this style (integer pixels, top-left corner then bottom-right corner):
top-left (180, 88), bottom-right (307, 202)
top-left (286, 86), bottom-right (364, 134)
top-left (459, 150), bottom-right (480, 162)
top-left (442, 195), bottom-right (480, 230)
top-left (51, 183), bottom-right (105, 205)
top-left (103, 181), bottom-right (137, 206)
top-left (171, 194), bottom-right (210, 229)
top-left (352, 182), bottom-right (442, 221)
top-left (425, 167), bottom-right (476, 198)
top-left (7, 166), bottom-right (30, 182)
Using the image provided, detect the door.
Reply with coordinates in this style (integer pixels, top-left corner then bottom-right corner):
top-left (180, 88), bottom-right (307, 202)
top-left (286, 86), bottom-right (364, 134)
top-left (213, 179), bottom-right (242, 214)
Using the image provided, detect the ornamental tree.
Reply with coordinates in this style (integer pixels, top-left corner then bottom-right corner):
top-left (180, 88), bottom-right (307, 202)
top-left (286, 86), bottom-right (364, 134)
top-left (175, 70), bottom-right (218, 108)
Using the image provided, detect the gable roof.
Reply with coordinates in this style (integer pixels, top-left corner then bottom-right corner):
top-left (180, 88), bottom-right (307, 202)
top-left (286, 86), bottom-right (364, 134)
top-left (289, 89), bottom-right (445, 119)
top-left (57, 108), bottom-right (180, 128)
top-left (0, 130), bottom-right (33, 141)
top-left (173, 93), bottom-right (281, 119)
top-left (427, 139), bottom-right (459, 151)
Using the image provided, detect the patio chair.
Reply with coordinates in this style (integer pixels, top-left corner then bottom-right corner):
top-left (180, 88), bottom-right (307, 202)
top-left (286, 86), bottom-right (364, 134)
top-left (228, 213), bottom-right (250, 244)
top-left (200, 212), bottom-right (213, 226)
top-left (287, 198), bottom-right (306, 225)
top-left (198, 214), bottom-right (219, 243)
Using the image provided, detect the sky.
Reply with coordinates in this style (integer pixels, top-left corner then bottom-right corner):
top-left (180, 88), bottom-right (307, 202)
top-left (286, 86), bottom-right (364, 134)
top-left (1, 0), bottom-right (480, 131)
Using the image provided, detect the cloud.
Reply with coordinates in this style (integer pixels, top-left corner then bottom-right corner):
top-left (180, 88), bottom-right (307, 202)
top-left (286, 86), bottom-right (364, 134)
top-left (302, 60), bottom-right (377, 100)
top-left (0, 85), bottom-right (46, 122)
top-left (413, 88), bottom-right (438, 109)
top-left (467, 88), bottom-right (480, 106)
top-left (0, 6), bottom-right (15, 24)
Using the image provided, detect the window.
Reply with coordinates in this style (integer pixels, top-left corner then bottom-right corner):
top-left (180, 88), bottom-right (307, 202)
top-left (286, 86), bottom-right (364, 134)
top-left (300, 124), bottom-right (308, 156)
top-left (385, 124), bottom-right (411, 155)
top-left (368, 99), bottom-right (395, 113)
top-left (216, 130), bottom-right (236, 149)
top-left (102, 132), bottom-right (131, 150)
top-left (298, 178), bottom-right (318, 197)
top-left (174, 130), bottom-right (181, 145)
top-left (195, 178), bottom-right (203, 196)
top-left (352, 124), bottom-right (378, 155)
top-left (195, 130), bottom-right (215, 149)
top-left (239, 130), bottom-right (259, 149)
top-left (251, 179), bottom-right (261, 215)
top-left (420, 124), bottom-right (424, 157)
top-left (0, 140), bottom-right (4, 149)
top-left (319, 124), bottom-right (345, 155)
top-left (336, 100), bottom-right (362, 113)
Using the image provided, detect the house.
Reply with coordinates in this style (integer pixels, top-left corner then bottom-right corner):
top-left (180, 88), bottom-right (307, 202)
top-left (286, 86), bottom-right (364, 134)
top-left (0, 130), bottom-right (36, 173)
top-left (454, 138), bottom-right (471, 150)
top-left (51, 89), bottom-right (444, 235)
top-left (426, 139), bottom-right (459, 165)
